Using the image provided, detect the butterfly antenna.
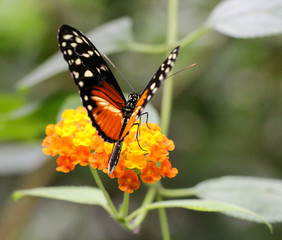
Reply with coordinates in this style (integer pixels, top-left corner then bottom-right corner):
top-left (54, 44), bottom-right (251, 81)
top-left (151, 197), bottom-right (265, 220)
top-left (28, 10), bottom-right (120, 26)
top-left (167, 63), bottom-right (197, 79)
top-left (103, 54), bottom-right (135, 92)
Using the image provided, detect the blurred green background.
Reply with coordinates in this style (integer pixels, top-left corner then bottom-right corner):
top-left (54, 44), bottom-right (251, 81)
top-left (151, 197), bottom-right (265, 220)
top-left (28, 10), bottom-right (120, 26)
top-left (0, 0), bottom-right (281, 239)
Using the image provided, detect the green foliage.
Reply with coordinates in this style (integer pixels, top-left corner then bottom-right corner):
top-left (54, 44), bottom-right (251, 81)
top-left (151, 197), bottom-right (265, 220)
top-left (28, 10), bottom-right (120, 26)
top-left (1, 0), bottom-right (282, 239)
top-left (13, 186), bottom-right (108, 207)
top-left (0, 0), bottom-right (48, 54)
top-left (195, 176), bottom-right (282, 223)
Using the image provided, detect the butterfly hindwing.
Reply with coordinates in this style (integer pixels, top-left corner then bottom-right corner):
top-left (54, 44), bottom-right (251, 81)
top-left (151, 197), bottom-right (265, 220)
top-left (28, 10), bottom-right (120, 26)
top-left (58, 25), bottom-right (126, 143)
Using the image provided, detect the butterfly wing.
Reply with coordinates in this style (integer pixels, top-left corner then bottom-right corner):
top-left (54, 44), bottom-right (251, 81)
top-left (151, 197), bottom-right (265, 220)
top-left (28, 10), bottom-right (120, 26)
top-left (120, 46), bottom-right (180, 140)
top-left (58, 25), bottom-right (126, 143)
top-left (108, 46), bottom-right (180, 174)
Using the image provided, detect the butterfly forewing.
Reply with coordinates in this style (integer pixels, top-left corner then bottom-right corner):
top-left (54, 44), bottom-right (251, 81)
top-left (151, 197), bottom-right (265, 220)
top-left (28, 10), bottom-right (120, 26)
top-left (58, 25), bottom-right (126, 143)
top-left (120, 46), bottom-right (180, 140)
top-left (141, 46), bottom-right (180, 107)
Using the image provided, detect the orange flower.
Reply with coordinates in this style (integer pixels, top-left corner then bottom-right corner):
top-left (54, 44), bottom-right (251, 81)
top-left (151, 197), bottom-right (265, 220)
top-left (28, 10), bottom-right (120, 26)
top-left (42, 107), bottom-right (177, 193)
top-left (56, 155), bottom-right (75, 173)
top-left (141, 162), bottom-right (161, 184)
top-left (118, 170), bottom-right (140, 193)
top-left (160, 158), bottom-right (178, 178)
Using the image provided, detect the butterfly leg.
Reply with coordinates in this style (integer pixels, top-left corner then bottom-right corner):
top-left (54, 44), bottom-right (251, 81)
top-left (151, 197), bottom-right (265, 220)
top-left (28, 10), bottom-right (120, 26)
top-left (140, 112), bottom-right (151, 129)
top-left (133, 121), bottom-right (147, 152)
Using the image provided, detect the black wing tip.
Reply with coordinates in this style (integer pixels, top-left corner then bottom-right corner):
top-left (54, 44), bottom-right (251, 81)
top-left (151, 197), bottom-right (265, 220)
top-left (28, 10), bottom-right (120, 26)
top-left (58, 24), bottom-right (79, 35)
top-left (173, 45), bottom-right (180, 54)
top-left (58, 24), bottom-right (71, 37)
top-left (174, 45), bottom-right (180, 51)
top-left (59, 24), bottom-right (72, 30)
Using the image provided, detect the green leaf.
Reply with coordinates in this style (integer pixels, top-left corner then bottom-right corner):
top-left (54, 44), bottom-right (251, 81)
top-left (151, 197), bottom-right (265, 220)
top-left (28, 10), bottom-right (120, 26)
top-left (128, 199), bottom-right (271, 231)
top-left (0, 92), bottom-right (68, 141)
top-left (17, 17), bottom-right (133, 89)
top-left (13, 186), bottom-right (109, 210)
top-left (206, 0), bottom-right (282, 38)
top-left (195, 176), bottom-right (282, 223)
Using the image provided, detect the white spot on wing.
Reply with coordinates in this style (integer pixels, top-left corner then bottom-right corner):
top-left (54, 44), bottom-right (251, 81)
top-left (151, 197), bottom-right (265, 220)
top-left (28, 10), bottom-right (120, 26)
top-left (75, 58), bottom-right (82, 65)
top-left (100, 65), bottom-right (108, 71)
top-left (84, 70), bottom-right (93, 77)
top-left (78, 81), bottom-right (84, 87)
top-left (67, 49), bottom-right (72, 55)
top-left (63, 34), bottom-right (73, 40)
top-left (94, 50), bottom-right (100, 56)
top-left (159, 74), bottom-right (164, 80)
top-left (61, 42), bottom-right (66, 47)
top-left (82, 53), bottom-right (90, 58)
top-left (75, 37), bottom-right (83, 43)
top-left (87, 105), bottom-right (93, 110)
top-left (73, 71), bottom-right (79, 79)
top-left (84, 95), bottom-right (89, 101)
top-left (150, 82), bottom-right (156, 90)
top-left (72, 31), bottom-right (79, 36)
top-left (81, 36), bottom-right (88, 44)
top-left (70, 42), bottom-right (77, 47)
top-left (87, 50), bottom-right (94, 56)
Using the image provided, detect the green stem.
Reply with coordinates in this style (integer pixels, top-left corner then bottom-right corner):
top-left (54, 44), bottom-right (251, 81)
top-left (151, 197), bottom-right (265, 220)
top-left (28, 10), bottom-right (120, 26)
top-left (160, 0), bottom-right (178, 134)
top-left (160, 74), bottom-right (174, 134)
top-left (157, 194), bottom-right (171, 240)
top-left (166, 0), bottom-right (178, 46)
top-left (89, 166), bottom-right (118, 215)
top-left (130, 186), bottom-right (157, 229)
top-left (158, 1), bottom-right (179, 239)
top-left (178, 26), bottom-right (211, 48)
top-left (159, 187), bottom-right (196, 198)
top-left (119, 192), bottom-right (130, 218)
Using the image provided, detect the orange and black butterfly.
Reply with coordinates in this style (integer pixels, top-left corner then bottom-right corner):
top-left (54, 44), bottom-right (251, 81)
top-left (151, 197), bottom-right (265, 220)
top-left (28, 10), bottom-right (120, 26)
top-left (58, 25), bottom-right (179, 174)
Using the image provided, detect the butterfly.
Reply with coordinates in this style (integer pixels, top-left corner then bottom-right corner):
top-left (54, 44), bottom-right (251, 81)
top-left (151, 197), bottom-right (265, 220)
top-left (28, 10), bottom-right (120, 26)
top-left (57, 25), bottom-right (180, 174)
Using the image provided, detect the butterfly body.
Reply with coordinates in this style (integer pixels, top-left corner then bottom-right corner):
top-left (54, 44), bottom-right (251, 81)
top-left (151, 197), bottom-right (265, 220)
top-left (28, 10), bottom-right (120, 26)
top-left (58, 25), bottom-right (179, 174)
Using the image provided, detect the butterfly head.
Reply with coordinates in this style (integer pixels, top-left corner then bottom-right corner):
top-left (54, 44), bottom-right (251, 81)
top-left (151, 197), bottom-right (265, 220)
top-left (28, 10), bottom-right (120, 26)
top-left (128, 93), bottom-right (140, 101)
top-left (124, 93), bottom-right (140, 113)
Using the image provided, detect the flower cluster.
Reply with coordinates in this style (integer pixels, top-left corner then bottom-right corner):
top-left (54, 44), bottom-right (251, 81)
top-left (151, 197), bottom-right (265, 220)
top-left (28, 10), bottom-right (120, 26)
top-left (42, 107), bottom-right (178, 193)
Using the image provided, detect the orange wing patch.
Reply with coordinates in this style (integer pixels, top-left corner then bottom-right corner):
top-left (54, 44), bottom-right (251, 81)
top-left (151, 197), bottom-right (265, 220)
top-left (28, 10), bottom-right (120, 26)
top-left (92, 81), bottom-right (125, 110)
top-left (90, 81), bottom-right (125, 142)
top-left (91, 96), bottom-right (123, 141)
